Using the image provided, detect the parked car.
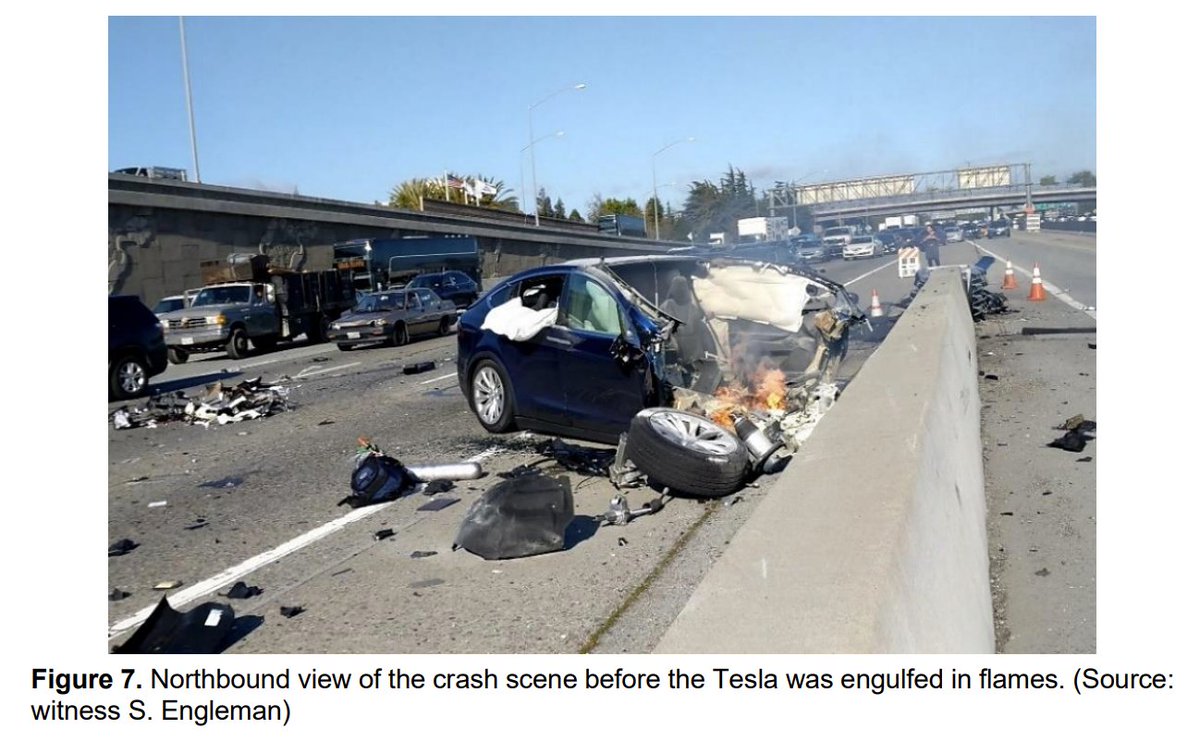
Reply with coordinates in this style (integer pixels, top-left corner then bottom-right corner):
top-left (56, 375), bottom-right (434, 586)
top-left (456, 255), bottom-right (864, 445)
top-left (943, 225), bottom-right (964, 243)
top-left (405, 270), bottom-right (480, 309)
top-left (327, 288), bottom-right (458, 350)
top-left (842, 235), bottom-right (879, 260)
top-left (152, 294), bottom-right (189, 317)
top-left (962, 222), bottom-right (984, 239)
top-left (875, 231), bottom-right (901, 254)
top-left (109, 295), bottom-right (169, 400)
top-left (791, 233), bottom-right (829, 262)
top-left (987, 220), bottom-right (1011, 238)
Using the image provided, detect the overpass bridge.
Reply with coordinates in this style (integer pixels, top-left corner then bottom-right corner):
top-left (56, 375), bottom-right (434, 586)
top-left (768, 163), bottom-right (1096, 221)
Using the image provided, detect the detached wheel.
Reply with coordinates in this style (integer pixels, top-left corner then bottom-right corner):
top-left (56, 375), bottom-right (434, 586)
top-left (226, 327), bottom-right (250, 359)
top-left (167, 347), bottom-right (189, 365)
top-left (391, 322), bottom-right (409, 347)
top-left (470, 358), bottom-right (515, 433)
top-left (110, 355), bottom-right (149, 400)
top-left (626, 408), bottom-right (748, 498)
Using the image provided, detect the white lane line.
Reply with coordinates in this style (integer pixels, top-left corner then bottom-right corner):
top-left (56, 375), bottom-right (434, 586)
top-left (844, 259), bottom-right (899, 286)
top-left (419, 372), bottom-right (457, 385)
top-left (108, 445), bottom-right (506, 640)
top-left (295, 362), bottom-right (360, 378)
top-left (969, 241), bottom-right (1096, 320)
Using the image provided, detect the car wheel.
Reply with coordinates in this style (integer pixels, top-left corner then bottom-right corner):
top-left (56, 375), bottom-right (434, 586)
top-left (391, 322), bottom-right (409, 347)
top-left (167, 347), bottom-right (189, 365)
top-left (226, 327), bottom-right (250, 359)
top-left (438, 316), bottom-right (451, 336)
top-left (626, 408), bottom-right (749, 498)
top-left (110, 355), bottom-right (149, 400)
top-left (470, 359), bottom-right (515, 433)
top-left (337, 342), bottom-right (354, 351)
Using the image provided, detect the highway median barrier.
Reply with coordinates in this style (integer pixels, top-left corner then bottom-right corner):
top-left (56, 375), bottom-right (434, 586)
top-left (655, 268), bottom-right (993, 653)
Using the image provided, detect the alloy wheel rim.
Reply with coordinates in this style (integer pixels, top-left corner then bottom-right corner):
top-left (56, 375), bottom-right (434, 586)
top-left (119, 362), bottom-right (145, 394)
top-left (473, 367), bottom-right (504, 424)
top-left (646, 410), bottom-right (738, 456)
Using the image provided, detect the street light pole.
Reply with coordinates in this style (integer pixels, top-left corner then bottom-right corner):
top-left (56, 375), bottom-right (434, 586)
top-left (179, 17), bottom-right (201, 183)
top-left (651, 137), bottom-right (694, 241)
top-left (521, 131), bottom-right (565, 221)
top-left (528, 83), bottom-right (585, 226)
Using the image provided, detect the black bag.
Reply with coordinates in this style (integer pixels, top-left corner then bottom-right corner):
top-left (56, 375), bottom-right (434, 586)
top-left (342, 454), bottom-right (417, 507)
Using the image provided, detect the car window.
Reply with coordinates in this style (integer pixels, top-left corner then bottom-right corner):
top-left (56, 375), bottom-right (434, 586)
top-left (517, 276), bottom-right (564, 311)
top-left (486, 282), bottom-right (516, 308)
top-left (564, 274), bottom-right (622, 337)
top-left (416, 288), bottom-right (437, 306)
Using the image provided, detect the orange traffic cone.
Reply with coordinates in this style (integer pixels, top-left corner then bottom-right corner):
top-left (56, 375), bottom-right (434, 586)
top-left (869, 289), bottom-right (884, 318)
top-left (1001, 260), bottom-right (1019, 290)
top-left (1028, 263), bottom-right (1046, 301)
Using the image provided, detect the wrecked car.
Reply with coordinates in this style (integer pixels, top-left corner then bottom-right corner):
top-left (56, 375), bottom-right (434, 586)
top-left (456, 255), bottom-right (865, 446)
top-left (328, 288), bottom-right (457, 350)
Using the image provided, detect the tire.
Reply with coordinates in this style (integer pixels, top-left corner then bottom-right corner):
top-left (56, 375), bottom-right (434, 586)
top-left (438, 316), bottom-right (452, 337)
top-left (337, 342), bottom-right (354, 351)
top-left (626, 408), bottom-right (749, 498)
top-left (226, 327), bottom-right (250, 360)
top-left (469, 358), bottom-right (515, 433)
top-left (391, 322), bottom-right (409, 347)
top-left (110, 354), bottom-right (149, 400)
top-left (167, 347), bottom-right (189, 365)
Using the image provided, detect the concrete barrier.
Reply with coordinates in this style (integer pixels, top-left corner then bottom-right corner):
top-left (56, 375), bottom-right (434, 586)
top-left (654, 268), bottom-right (993, 653)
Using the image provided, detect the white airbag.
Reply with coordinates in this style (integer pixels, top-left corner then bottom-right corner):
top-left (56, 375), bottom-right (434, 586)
top-left (691, 265), bottom-right (816, 333)
top-left (481, 297), bottom-right (558, 341)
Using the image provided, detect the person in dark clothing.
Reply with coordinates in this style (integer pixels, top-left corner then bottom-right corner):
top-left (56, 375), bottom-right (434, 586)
top-left (919, 224), bottom-right (943, 267)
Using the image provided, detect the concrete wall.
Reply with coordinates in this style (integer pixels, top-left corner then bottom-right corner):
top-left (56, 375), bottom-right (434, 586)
top-left (655, 269), bottom-right (993, 653)
top-left (109, 176), bottom-right (681, 305)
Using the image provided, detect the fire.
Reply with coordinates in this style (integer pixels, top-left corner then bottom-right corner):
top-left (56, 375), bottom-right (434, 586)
top-left (754, 367), bottom-right (787, 411)
top-left (702, 365), bottom-right (788, 430)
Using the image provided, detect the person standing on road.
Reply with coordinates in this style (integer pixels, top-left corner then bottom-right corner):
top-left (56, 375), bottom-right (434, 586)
top-left (919, 224), bottom-right (943, 268)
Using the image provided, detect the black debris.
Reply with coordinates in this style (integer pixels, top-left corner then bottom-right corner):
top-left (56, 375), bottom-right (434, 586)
top-left (318, 419), bottom-right (336, 426)
top-left (109, 588), bottom-right (131, 601)
top-left (198, 476), bottom-right (244, 489)
top-left (410, 550), bottom-right (438, 559)
top-left (454, 474), bottom-right (574, 560)
top-left (1076, 456), bottom-right (1093, 463)
top-left (423, 479), bottom-right (455, 495)
top-left (184, 519), bottom-right (209, 531)
top-left (1042, 491), bottom-right (1052, 496)
top-left (330, 568), bottom-right (353, 578)
top-left (341, 448), bottom-right (421, 507)
top-left (222, 581), bottom-right (263, 599)
top-left (112, 597), bottom-right (235, 654)
top-left (417, 497), bottom-right (460, 512)
top-left (403, 361), bottom-right (436, 375)
top-left (1087, 342), bottom-right (1096, 350)
top-left (1048, 429), bottom-right (1089, 453)
top-left (126, 475), bottom-right (149, 484)
top-left (108, 538), bottom-right (139, 557)
top-left (1034, 568), bottom-right (1050, 577)
top-left (1000, 511), bottom-right (1014, 516)
top-left (723, 495), bottom-right (744, 508)
top-left (279, 606), bottom-right (305, 618)
top-left (374, 528), bottom-right (396, 541)
top-left (617, 537), bottom-right (628, 547)
top-left (537, 438), bottom-right (616, 477)
top-left (984, 374), bottom-right (999, 381)
top-left (497, 462), bottom-right (552, 479)
top-left (312, 356), bottom-right (330, 362)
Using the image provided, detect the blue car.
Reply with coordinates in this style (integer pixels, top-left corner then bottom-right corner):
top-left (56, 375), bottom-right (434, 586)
top-left (456, 256), bottom-right (863, 444)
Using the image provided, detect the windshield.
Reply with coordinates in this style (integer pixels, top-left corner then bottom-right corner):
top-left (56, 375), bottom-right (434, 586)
top-left (154, 298), bottom-right (185, 313)
top-left (825, 227), bottom-right (851, 236)
top-left (851, 236), bottom-right (874, 244)
top-left (192, 285), bottom-right (252, 307)
top-left (353, 292), bottom-right (403, 313)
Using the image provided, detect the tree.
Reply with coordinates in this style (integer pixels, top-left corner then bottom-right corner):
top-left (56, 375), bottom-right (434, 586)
top-left (387, 173), bottom-right (518, 212)
top-left (553, 198), bottom-right (566, 220)
top-left (1067, 170), bottom-right (1096, 187)
top-left (679, 166), bottom-right (759, 240)
top-left (1039, 175), bottom-right (1058, 186)
top-left (568, 208), bottom-right (583, 222)
top-left (536, 188), bottom-right (553, 218)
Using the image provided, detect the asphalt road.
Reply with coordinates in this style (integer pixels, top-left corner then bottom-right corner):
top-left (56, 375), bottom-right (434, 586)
top-left (106, 234), bottom-right (1096, 654)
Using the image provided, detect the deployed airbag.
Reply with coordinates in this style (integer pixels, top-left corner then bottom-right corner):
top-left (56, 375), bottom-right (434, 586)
top-left (691, 265), bottom-right (818, 333)
top-left (481, 297), bottom-right (558, 341)
top-left (453, 474), bottom-right (574, 559)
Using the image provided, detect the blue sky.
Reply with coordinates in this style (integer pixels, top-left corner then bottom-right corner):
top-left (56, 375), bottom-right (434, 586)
top-left (109, 16), bottom-right (1095, 215)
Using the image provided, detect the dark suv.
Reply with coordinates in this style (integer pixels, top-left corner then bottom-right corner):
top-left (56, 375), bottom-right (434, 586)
top-left (109, 296), bottom-right (169, 399)
top-left (405, 271), bottom-right (480, 309)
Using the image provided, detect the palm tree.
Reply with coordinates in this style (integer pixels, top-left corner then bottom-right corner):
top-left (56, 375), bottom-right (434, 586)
top-left (387, 174), bottom-right (520, 212)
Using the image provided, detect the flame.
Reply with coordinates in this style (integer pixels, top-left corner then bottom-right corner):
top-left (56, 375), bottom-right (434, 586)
top-left (754, 367), bottom-right (787, 411)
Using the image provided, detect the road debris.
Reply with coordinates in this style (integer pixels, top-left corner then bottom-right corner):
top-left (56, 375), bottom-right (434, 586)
top-left (1048, 417), bottom-right (1095, 453)
top-left (403, 361), bottom-right (436, 375)
top-left (108, 538), bottom-right (139, 557)
top-left (110, 377), bottom-right (291, 429)
top-left (147, 501), bottom-right (167, 508)
top-left (422, 480), bottom-right (455, 495)
top-left (374, 528), bottom-right (396, 541)
top-left (183, 519), bottom-right (209, 531)
top-left (153, 580), bottom-right (183, 590)
top-left (340, 438), bottom-right (484, 508)
top-left (198, 476), bottom-right (244, 489)
top-left (417, 498), bottom-right (459, 512)
top-left (409, 550), bottom-right (438, 559)
top-left (454, 474), bottom-right (574, 560)
top-left (279, 606), bottom-right (305, 618)
top-left (109, 588), bottom-right (131, 601)
top-left (221, 581), bottom-right (263, 599)
top-left (112, 597), bottom-right (235, 654)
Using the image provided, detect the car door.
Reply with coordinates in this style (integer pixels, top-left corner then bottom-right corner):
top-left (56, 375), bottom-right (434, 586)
top-left (549, 273), bottom-right (648, 437)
